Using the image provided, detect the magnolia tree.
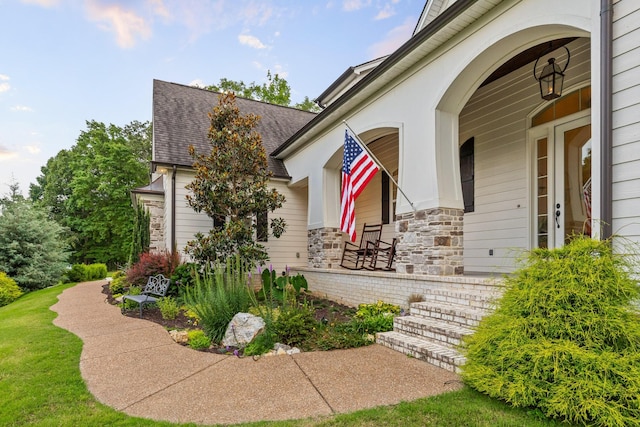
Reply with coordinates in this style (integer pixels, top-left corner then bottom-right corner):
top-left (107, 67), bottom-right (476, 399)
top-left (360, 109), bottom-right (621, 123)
top-left (185, 92), bottom-right (286, 267)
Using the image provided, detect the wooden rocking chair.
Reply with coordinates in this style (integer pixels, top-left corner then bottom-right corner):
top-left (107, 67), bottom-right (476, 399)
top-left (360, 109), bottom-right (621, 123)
top-left (365, 238), bottom-right (397, 271)
top-left (340, 223), bottom-right (383, 270)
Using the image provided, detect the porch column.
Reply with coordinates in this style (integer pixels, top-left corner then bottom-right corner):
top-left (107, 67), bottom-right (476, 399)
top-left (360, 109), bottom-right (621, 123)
top-left (307, 227), bottom-right (343, 269)
top-left (395, 208), bottom-right (464, 275)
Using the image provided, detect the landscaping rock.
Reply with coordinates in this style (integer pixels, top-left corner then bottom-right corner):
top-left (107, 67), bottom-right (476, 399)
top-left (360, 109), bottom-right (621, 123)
top-left (169, 330), bottom-right (188, 344)
top-left (222, 313), bottom-right (265, 347)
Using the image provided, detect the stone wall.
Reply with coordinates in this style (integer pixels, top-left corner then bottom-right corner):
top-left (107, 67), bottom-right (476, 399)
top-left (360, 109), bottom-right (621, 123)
top-left (142, 199), bottom-right (165, 253)
top-left (307, 227), bottom-right (343, 269)
top-left (395, 208), bottom-right (464, 275)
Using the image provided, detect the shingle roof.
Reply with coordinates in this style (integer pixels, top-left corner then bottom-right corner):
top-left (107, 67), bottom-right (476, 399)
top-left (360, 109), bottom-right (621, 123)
top-left (152, 79), bottom-right (316, 178)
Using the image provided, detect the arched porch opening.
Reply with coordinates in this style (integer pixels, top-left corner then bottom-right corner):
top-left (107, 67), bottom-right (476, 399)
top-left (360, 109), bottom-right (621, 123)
top-left (436, 28), bottom-right (591, 273)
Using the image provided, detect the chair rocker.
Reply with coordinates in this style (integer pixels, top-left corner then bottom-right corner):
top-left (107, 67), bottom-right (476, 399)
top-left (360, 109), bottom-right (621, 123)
top-left (365, 238), bottom-right (397, 271)
top-left (340, 223), bottom-right (383, 270)
top-left (122, 274), bottom-right (171, 318)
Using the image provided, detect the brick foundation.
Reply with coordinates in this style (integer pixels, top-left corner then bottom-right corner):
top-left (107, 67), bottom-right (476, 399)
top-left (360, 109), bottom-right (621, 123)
top-left (395, 207), bottom-right (464, 276)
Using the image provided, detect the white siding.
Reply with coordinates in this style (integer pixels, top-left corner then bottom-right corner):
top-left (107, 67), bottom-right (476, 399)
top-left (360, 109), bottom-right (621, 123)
top-left (263, 180), bottom-right (309, 273)
top-left (174, 170), bottom-right (212, 259)
top-left (167, 170), bottom-right (308, 271)
top-left (612, 0), bottom-right (640, 245)
top-left (459, 38), bottom-right (591, 273)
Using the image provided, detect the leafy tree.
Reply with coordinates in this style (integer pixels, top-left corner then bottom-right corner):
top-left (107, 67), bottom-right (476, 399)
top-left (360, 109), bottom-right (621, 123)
top-left (294, 96), bottom-right (321, 113)
top-left (0, 186), bottom-right (69, 291)
top-left (204, 70), bottom-right (320, 112)
top-left (33, 120), bottom-right (151, 267)
top-left (185, 92), bottom-right (286, 267)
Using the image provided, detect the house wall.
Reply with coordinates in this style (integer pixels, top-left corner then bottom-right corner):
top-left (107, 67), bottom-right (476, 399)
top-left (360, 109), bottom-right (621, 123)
top-left (282, 0), bottom-right (592, 227)
top-left (162, 169), bottom-right (308, 272)
top-left (612, 0), bottom-right (640, 246)
top-left (459, 38), bottom-right (591, 272)
top-left (262, 179), bottom-right (309, 273)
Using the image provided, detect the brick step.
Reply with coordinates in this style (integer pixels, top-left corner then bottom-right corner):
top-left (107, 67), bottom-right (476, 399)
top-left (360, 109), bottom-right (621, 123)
top-left (376, 331), bottom-right (466, 373)
top-left (421, 288), bottom-right (502, 310)
top-left (394, 315), bottom-right (474, 348)
top-left (410, 301), bottom-right (488, 328)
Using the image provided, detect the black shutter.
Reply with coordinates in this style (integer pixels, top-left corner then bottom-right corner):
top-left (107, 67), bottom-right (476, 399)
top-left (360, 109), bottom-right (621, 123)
top-left (460, 137), bottom-right (474, 213)
top-left (382, 172), bottom-right (390, 224)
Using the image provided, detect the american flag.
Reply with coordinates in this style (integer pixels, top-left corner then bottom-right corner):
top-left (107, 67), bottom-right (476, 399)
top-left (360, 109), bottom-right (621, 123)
top-left (340, 129), bottom-right (380, 241)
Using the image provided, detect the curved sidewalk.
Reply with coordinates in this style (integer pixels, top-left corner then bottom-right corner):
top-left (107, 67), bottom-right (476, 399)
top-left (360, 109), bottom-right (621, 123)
top-left (50, 280), bottom-right (462, 426)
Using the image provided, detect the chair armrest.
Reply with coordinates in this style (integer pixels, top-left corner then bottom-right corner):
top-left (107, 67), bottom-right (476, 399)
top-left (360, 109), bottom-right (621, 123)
top-left (344, 241), bottom-right (360, 250)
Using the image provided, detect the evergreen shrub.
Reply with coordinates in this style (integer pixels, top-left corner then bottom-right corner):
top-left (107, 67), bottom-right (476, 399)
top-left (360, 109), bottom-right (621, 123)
top-left (462, 237), bottom-right (640, 427)
top-left (0, 272), bottom-right (22, 307)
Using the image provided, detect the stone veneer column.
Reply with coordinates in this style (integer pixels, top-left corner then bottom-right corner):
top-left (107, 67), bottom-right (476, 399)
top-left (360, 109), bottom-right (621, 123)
top-left (395, 208), bottom-right (464, 275)
top-left (142, 199), bottom-right (166, 253)
top-left (308, 227), bottom-right (343, 269)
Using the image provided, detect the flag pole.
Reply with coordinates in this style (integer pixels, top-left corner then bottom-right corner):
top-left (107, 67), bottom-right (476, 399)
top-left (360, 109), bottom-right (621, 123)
top-left (343, 120), bottom-right (416, 211)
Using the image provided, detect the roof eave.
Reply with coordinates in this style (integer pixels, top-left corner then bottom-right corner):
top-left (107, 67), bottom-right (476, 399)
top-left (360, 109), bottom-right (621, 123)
top-left (272, 0), bottom-right (480, 159)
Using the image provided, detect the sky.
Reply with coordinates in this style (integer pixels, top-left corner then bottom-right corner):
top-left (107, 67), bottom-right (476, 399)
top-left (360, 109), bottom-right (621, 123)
top-left (0, 0), bottom-right (423, 196)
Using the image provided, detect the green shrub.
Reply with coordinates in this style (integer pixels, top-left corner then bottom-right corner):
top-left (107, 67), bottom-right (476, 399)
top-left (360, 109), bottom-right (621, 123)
top-left (182, 257), bottom-right (252, 343)
top-left (273, 302), bottom-right (317, 347)
top-left (187, 330), bottom-right (211, 350)
top-left (462, 237), bottom-right (640, 427)
top-left (355, 300), bottom-right (401, 318)
top-left (169, 263), bottom-right (198, 297)
top-left (86, 263), bottom-right (107, 280)
top-left (66, 264), bottom-right (88, 282)
top-left (0, 272), bottom-right (22, 307)
top-left (243, 327), bottom-right (277, 356)
top-left (157, 297), bottom-right (180, 320)
top-left (109, 275), bottom-right (129, 295)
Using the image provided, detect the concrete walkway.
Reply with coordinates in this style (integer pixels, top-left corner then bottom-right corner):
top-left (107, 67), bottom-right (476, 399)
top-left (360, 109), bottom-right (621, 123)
top-left (50, 280), bottom-right (462, 426)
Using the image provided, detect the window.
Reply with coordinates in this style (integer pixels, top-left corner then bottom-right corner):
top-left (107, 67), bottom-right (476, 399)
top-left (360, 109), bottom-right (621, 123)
top-left (256, 211), bottom-right (268, 242)
top-left (460, 137), bottom-right (474, 213)
top-left (213, 215), bottom-right (225, 230)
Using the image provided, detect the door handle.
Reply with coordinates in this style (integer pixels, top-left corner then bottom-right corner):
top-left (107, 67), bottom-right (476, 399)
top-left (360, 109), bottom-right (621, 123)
top-left (555, 203), bottom-right (561, 229)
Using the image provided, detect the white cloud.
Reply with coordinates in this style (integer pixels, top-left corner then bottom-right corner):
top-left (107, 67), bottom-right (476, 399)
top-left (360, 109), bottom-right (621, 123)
top-left (20, 0), bottom-right (60, 7)
top-left (375, 4), bottom-right (396, 20)
top-left (0, 145), bottom-right (18, 161)
top-left (343, 0), bottom-right (371, 12)
top-left (0, 74), bottom-right (10, 93)
top-left (85, 0), bottom-right (152, 48)
top-left (25, 145), bottom-right (41, 154)
top-left (368, 17), bottom-right (413, 58)
top-left (11, 105), bottom-right (34, 112)
top-left (189, 79), bottom-right (206, 88)
top-left (238, 34), bottom-right (267, 49)
top-left (147, 0), bottom-right (171, 20)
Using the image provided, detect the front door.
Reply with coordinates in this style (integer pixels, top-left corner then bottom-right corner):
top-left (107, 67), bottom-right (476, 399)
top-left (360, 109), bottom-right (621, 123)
top-left (534, 115), bottom-right (591, 249)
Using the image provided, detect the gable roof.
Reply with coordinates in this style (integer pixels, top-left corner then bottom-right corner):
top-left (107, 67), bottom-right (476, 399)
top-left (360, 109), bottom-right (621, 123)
top-left (152, 79), bottom-right (316, 179)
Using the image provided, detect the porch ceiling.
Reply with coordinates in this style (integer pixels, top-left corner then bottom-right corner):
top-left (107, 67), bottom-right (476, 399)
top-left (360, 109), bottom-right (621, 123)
top-left (481, 37), bottom-right (578, 87)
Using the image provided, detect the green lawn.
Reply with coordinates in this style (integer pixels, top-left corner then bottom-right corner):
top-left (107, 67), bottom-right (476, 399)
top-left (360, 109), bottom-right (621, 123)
top-left (0, 283), bottom-right (568, 427)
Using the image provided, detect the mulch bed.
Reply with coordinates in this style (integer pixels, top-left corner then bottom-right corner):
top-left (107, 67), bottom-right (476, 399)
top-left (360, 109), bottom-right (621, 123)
top-left (102, 283), bottom-right (357, 350)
